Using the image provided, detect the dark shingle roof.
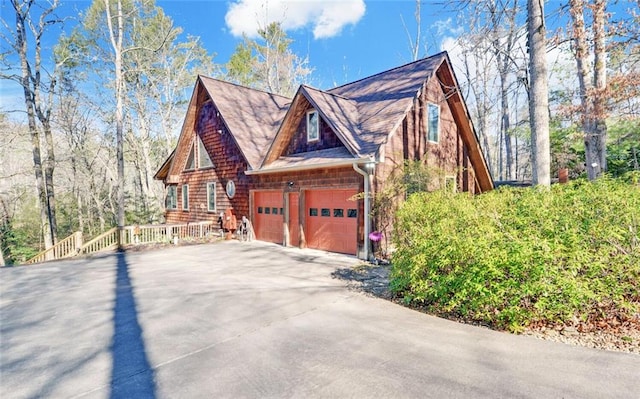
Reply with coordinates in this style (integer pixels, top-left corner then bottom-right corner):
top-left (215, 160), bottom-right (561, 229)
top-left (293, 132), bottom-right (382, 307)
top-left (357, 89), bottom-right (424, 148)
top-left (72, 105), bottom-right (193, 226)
top-left (199, 76), bottom-right (291, 170)
top-left (300, 86), bottom-right (361, 156)
top-left (326, 52), bottom-right (446, 157)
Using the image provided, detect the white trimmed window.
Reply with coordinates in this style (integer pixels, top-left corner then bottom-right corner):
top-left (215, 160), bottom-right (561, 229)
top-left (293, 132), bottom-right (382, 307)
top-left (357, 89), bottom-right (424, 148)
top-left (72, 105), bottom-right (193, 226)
top-left (166, 186), bottom-right (177, 209)
top-left (184, 136), bottom-right (213, 171)
top-left (427, 103), bottom-right (440, 143)
top-left (207, 182), bottom-right (217, 212)
top-left (184, 144), bottom-right (196, 170)
top-left (307, 110), bottom-right (319, 142)
top-left (182, 184), bottom-right (189, 210)
top-left (198, 136), bottom-right (214, 169)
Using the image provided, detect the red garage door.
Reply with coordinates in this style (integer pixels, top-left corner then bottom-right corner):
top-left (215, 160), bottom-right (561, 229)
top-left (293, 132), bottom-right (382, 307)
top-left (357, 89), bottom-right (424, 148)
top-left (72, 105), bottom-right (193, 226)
top-left (254, 191), bottom-right (284, 244)
top-left (306, 189), bottom-right (358, 255)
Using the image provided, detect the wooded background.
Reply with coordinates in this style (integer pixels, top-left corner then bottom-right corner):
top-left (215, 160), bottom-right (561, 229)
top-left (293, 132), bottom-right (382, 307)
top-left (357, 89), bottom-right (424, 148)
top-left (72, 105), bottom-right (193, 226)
top-left (1, 0), bottom-right (638, 264)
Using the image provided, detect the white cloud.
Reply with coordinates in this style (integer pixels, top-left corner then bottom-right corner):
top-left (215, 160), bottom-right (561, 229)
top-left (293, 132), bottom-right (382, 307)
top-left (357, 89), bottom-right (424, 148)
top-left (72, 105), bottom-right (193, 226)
top-left (431, 18), bottom-right (464, 38)
top-left (225, 0), bottom-right (366, 39)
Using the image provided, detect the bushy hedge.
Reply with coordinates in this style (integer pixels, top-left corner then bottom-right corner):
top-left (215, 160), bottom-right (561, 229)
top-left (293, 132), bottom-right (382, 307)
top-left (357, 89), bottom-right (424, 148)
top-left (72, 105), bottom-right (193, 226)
top-left (391, 174), bottom-right (640, 332)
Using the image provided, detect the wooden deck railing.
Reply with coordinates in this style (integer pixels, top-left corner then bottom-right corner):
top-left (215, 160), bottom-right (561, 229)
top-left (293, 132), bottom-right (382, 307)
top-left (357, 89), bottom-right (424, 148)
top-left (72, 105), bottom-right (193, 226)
top-left (126, 221), bottom-right (217, 245)
top-left (25, 221), bottom-right (219, 265)
top-left (79, 227), bottom-right (120, 255)
top-left (25, 232), bottom-right (84, 264)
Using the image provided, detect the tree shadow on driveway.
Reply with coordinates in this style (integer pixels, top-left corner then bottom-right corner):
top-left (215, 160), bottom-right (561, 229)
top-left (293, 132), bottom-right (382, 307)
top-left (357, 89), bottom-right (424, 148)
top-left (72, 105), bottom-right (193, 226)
top-left (109, 252), bottom-right (156, 399)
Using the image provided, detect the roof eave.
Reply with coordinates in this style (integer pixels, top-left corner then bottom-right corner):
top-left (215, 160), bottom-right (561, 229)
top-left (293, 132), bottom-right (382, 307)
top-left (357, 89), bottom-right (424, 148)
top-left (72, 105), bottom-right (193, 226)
top-left (153, 149), bottom-right (175, 181)
top-left (246, 157), bottom-right (372, 175)
top-left (437, 55), bottom-right (494, 192)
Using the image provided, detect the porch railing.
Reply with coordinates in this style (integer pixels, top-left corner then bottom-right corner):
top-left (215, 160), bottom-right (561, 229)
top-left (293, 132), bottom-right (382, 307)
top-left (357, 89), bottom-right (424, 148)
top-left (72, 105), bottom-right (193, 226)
top-left (25, 231), bottom-right (84, 265)
top-left (25, 221), bottom-right (218, 265)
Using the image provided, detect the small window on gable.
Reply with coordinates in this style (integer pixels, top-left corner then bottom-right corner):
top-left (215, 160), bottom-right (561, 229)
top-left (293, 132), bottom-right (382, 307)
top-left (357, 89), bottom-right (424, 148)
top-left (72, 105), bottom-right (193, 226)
top-left (427, 103), bottom-right (440, 143)
top-left (166, 186), bottom-right (177, 210)
top-left (198, 137), bottom-right (214, 169)
top-left (307, 110), bottom-right (319, 142)
top-left (207, 182), bottom-right (216, 212)
top-left (185, 144), bottom-right (195, 170)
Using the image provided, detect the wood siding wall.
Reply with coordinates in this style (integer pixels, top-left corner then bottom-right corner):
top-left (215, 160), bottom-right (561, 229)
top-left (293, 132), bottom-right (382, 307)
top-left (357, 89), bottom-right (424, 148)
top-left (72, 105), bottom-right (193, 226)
top-left (282, 105), bottom-right (344, 155)
top-left (376, 77), bottom-right (477, 195)
top-left (165, 99), bottom-right (250, 224)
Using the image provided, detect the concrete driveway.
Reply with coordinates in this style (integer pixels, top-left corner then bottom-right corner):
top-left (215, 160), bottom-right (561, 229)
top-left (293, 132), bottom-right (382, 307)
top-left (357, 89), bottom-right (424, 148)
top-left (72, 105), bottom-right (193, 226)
top-left (1, 241), bottom-right (638, 398)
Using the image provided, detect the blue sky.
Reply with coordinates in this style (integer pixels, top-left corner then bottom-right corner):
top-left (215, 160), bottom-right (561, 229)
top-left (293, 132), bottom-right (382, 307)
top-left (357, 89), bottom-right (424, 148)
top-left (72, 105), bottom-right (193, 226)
top-left (150, 0), bottom-right (460, 88)
top-left (0, 0), bottom-right (462, 115)
top-left (2, 0), bottom-right (636, 113)
top-left (7, 0), bottom-right (462, 90)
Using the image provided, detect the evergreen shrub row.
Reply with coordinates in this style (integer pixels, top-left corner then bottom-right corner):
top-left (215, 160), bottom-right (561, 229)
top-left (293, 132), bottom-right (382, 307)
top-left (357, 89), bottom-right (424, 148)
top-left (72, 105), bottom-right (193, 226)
top-left (390, 174), bottom-right (640, 332)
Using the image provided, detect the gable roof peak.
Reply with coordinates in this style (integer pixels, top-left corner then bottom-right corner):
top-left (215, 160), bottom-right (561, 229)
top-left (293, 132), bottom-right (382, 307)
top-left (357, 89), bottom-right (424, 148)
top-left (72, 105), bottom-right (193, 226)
top-left (301, 85), bottom-right (357, 103)
top-left (328, 51), bottom-right (448, 93)
top-left (198, 75), bottom-right (293, 101)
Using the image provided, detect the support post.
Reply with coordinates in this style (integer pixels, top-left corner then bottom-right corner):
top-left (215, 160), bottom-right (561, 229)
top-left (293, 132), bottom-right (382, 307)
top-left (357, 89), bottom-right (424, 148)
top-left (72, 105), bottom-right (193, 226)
top-left (75, 231), bottom-right (83, 254)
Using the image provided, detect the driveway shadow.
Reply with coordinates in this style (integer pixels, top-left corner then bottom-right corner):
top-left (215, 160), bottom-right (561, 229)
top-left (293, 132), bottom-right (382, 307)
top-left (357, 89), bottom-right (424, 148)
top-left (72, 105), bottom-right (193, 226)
top-left (332, 263), bottom-right (392, 298)
top-left (110, 252), bottom-right (156, 398)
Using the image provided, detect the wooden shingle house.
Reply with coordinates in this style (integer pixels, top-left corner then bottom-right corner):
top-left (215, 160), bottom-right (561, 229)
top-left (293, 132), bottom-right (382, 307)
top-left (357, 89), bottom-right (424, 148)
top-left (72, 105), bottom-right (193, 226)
top-left (154, 51), bottom-right (493, 259)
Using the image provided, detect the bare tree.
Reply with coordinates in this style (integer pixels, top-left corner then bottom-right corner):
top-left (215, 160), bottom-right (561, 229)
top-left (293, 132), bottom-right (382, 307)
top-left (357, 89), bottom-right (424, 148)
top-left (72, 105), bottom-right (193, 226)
top-left (1, 0), bottom-right (62, 248)
top-left (487, 0), bottom-right (522, 180)
top-left (527, 0), bottom-right (551, 186)
top-left (82, 0), bottom-right (175, 235)
top-left (401, 0), bottom-right (421, 61)
top-left (569, 0), bottom-right (608, 180)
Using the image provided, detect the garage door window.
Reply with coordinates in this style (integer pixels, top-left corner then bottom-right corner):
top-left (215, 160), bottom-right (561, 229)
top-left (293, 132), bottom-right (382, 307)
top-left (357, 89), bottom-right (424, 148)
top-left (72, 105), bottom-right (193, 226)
top-left (258, 207), bottom-right (263, 214)
top-left (265, 207), bottom-right (271, 214)
top-left (309, 208), bottom-right (318, 217)
top-left (321, 208), bottom-right (330, 217)
top-left (333, 209), bottom-right (344, 217)
top-left (347, 209), bottom-right (357, 218)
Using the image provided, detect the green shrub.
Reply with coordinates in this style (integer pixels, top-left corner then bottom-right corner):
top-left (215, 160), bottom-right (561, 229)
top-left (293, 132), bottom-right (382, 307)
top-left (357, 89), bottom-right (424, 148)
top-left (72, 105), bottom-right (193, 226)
top-left (391, 175), bottom-right (640, 332)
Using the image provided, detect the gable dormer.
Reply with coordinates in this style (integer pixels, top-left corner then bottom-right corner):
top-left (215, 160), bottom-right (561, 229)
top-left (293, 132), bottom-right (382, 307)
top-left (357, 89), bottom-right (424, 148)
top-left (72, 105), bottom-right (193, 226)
top-left (282, 103), bottom-right (346, 156)
top-left (262, 86), bottom-right (364, 168)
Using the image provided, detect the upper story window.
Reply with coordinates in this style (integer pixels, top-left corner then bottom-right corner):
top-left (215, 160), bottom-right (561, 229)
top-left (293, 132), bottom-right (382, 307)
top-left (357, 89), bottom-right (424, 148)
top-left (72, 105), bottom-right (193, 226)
top-left (198, 137), bottom-right (214, 168)
top-left (184, 136), bottom-right (214, 171)
top-left (307, 110), bottom-right (319, 142)
top-left (166, 186), bottom-right (177, 209)
top-left (185, 145), bottom-right (196, 170)
top-left (427, 103), bottom-right (440, 143)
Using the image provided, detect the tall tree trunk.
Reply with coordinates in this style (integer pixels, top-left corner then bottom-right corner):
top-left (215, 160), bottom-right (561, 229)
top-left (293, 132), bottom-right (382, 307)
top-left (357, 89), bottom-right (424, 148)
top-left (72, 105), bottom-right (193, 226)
top-left (104, 0), bottom-right (126, 234)
top-left (570, 0), bottom-right (608, 180)
top-left (593, 0), bottom-right (608, 175)
top-left (13, 0), bottom-right (54, 248)
top-left (527, 0), bottom-right (551, 186)
top-left (40, 117), bottom-right (58, 242)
